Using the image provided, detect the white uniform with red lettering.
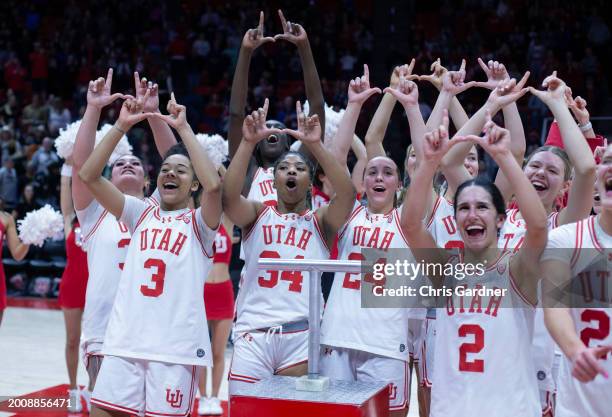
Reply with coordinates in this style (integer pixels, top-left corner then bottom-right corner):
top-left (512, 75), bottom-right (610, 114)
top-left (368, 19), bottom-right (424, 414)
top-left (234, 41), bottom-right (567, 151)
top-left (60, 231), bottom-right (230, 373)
top-left (91, 196), bottom-right (215, 417)
top-left (430, 252), bottom-right (540, 417)
top-left (499, 207), bottom-right (561, 414)
top-left (229, 206), bottom-right (329, 392)
top-left (419, 196), bottom-right (464, 387)
top-left (77, 191), bottom-right (159, 365)
top-left (321, 205), bottom-right (418, 411)
top-left (541, 216), bottom-right (612, 417)
top-left (247, 167), bottom-right (277, 206)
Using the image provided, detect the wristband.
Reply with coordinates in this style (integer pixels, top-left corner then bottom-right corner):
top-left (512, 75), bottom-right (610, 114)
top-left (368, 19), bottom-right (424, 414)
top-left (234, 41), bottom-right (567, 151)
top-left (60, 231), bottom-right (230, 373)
top-left (578, 121), bottom-right (592, 133)
top-left (113, 124), bottom-right (126, 135)
top-left (61, 164), bottom-right (73, 177)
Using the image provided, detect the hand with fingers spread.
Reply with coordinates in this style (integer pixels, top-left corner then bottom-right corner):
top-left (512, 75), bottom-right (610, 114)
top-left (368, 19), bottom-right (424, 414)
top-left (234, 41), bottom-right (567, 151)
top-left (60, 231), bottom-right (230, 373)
top-left (486, 71), bottom-right (531, 110)
top-left (347, 64), bottom-right (382, 105)
top-left (151, 92), bottom-right (189, 131)
top-left (116, 88), bottom-right (152, 131)
top-left (564, 87), bottom-right (590, 125)
top-left (242, 11), bottom-right (275, 51)
top-left (459, 111), bottom-right (511, 160)
top-left (528, 71), bottom-right (568, 106)
top-left (570, 345), bottom-right (612, 382)
top-left (473, 58), bottom-right (510, 90)
top-left (419, 58), bottom-right (448, 90)
top-left (241, 98), bottom-right (283, 144)
top-left (440, 59), bottom-right (476, 95)
top-left (274, 10), bottom-right (308, 46)
top-left (134, 72), bottom-right (160, 113)
top-left (422, 110), bottom-right (466, 164)
top-left (283, 101), bottom-right (322, 145)
top-left (383, 76), bottom-right (419, 108)
top-left (389, 59), bottom-right (417, 89)
top-left (87, 68), bottom-right (125, 109)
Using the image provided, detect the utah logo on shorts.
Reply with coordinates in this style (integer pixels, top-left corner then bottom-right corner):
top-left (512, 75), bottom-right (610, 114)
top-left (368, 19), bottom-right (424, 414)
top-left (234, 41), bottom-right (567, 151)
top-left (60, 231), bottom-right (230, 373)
top-left (166, 388), bottom-right (183, 408)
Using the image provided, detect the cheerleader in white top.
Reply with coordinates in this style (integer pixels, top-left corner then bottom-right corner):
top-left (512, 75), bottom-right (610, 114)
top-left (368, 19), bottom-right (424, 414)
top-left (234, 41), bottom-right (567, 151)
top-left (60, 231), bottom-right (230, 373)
top-left (79, 92), bottom-right (221, 417)
top-left (402, 112), bottom-right (548, 417)
top-left (541, 143), bottom-right (612, 417)
top-left (222, 99), bottom-right (355, 394)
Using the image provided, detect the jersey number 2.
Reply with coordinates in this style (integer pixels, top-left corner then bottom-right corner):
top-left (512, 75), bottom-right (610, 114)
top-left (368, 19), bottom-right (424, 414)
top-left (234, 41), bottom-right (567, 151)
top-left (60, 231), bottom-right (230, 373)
top-left (580, 309), bottom-right (610, 347)
top-left (458, 324), bottom-right (485, 373)
top-left (140, 258), bottom-right (167, 297)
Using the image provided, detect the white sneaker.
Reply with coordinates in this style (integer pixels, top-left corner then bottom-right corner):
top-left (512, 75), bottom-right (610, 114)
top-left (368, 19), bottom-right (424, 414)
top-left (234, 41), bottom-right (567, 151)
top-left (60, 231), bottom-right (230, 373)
top-left (67, 388), bottom-right (83, 413)
top-left (197, 397), bottom-right (211, 415)
top-left (81, 389), bottom-right (91, 413)
top-left (208, 397), bottom-right (223, 415)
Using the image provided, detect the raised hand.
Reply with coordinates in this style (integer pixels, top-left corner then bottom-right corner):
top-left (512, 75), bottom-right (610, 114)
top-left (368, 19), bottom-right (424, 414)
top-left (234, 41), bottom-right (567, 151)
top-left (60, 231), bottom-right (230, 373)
top-left (87, 68), bottom-right (125, 109)
top-left (459, 110), bottom-right (511, 159)
top-left (151, 92), bottom-right (189, 130)
top-left (242, 11), bottom-right (275, 51)
top-left (486, 71), bottom-right (530, 109)
top-left (418, 58), bottom-right (447, 90)
top-left (528, 71), bottom-right (567, 106)
top-left (347, 64), bottom-right (382, 105)
top-left (241, 98), bottom-right (283, 144)
top-left (283, 101), bottom-right (321, 145)
top-left (441, 59), bottom-right (476, 95)
top-left (570, 345), bottom-right (612, 382)
top-left (473, 58), bottom-right (510, 90)
top-left (422, 110), bottom-right (466, 164)
top-left (383, 76), bottom-right (419, 107)
top-left (564, 87), bottom-right (590, 125)
top-left (134, 72), bottom-right (160, 113)
top-left (274, 10), bottom-right (307, 46)
top-left (389, 59), bottom-right (417, 89)
top-left (117, 88), bottom-right (152, 129)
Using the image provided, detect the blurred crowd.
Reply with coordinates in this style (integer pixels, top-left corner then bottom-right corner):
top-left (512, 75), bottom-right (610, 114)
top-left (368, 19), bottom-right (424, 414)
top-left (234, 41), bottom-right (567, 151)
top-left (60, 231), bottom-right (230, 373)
top-left (0, 0), bottom-right (610, 217)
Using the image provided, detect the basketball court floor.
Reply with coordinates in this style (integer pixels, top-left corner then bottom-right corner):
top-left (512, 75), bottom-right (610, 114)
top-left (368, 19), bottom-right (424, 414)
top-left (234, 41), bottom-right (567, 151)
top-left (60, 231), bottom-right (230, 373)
top-left (0, 301), bottom-right (420, 416)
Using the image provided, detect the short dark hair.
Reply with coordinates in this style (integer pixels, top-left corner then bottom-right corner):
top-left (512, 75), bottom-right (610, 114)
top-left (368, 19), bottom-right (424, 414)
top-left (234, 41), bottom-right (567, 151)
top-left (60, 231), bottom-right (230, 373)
top-left (454, 177), bottom-right (506, 217)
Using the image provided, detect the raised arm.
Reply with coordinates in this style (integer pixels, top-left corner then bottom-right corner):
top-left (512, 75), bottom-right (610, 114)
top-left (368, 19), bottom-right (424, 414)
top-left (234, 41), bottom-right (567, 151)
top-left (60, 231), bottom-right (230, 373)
top-left (285, 101), bottom-right (355, 247)
top-left (135, 72), bottom-right (177, 157)
top-left (223, 99), bottom-right (280, 229)
top-left (364, 61), bottom-right (416, 159)
top-left (72, 69), bottom-right (125, 210)
top-left (350, 135), bottom-right (367, 195)
top-left (60, 160), bottom-right (75, 236)
top-left (530, 73), bottom-right (597, 225)
top-left (228, 12), bottom-right (274, 159)
top-left (78, 92), bottom-right (151, 218)
top-left (152, 93), bottom-right (222, 229)
top-left (3, 213), bottom-right (29, 260)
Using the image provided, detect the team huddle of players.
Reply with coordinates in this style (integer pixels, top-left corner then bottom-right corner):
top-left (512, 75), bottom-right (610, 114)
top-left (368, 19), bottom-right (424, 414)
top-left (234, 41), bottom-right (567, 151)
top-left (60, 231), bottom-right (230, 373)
top-left (2, 10), bottom-right (607, 417)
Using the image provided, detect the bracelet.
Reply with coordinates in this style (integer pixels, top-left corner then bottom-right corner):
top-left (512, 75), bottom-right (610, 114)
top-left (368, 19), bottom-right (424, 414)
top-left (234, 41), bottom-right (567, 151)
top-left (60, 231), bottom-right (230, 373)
top-left (113, 124), bottom-right (126, 135)
top-left (61, 164), bottom-right (73, 177)
top-left (578, 121), bottom-right (592, 133)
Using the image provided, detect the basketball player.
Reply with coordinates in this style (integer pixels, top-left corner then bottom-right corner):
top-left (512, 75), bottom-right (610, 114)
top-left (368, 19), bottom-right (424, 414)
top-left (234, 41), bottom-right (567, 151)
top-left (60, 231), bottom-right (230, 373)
top-left (72, 70), bottom-right (176, 404)
top-left (80, 92), bottom-right (221, 417)
top-left (402, 112), bottom-right (547, 417)
top-left (0, 210), bottom-right (29, 326)
top-left (59, 160), bottom-right (89, 412)
top-left (541, 143), bottom-right (612, 417)
top-left (223, 99), bottom-right (355, 394)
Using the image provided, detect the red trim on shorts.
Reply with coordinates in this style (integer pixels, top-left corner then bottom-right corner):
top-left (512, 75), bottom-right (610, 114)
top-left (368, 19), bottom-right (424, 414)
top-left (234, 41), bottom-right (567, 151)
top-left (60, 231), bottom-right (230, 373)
top-left (421, 319), bottom-right (433, 387)
top-left (276, 358), bottom-right (308, 373)
top-left (91, 397), bottom-right (140, 414)
top-left (541, 390), bottom-right (553, 415)
top-left (228, 371), bottom-right (261, 383)
top-left (388, 360), bottom-right (409, 411)
top-left (83, 210), bottom-right (108, 244)
top-left (144, 365), bottom-right (197, 417)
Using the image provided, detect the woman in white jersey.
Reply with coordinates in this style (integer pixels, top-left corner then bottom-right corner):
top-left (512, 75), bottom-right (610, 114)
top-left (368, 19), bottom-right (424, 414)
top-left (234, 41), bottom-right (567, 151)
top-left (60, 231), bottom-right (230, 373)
top-left (223, 99), bottom-right (355, 394)
top-left (541, 142), bottom-right (612, 417)
top-left (71, 70), bottom-right (176, 407)
top-left (80, 92), bottom-right (221, 417)
top-left (402, 112), bottom-right (547, 417)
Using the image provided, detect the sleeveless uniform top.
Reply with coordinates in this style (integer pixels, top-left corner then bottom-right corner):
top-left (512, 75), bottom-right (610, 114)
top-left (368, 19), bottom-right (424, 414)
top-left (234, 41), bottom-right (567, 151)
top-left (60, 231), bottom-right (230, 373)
top-left (542, 216), bottom-right (612, 417)
top-left (246, 167), bottom-right (277, 207)
top-left (234, 206), bottom-right (329, 333)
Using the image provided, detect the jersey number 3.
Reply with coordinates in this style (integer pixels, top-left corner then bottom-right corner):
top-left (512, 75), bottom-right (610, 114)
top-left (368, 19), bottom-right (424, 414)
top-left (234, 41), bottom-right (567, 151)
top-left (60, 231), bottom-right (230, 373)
top-left (140, 259), bottom-right (167, 297)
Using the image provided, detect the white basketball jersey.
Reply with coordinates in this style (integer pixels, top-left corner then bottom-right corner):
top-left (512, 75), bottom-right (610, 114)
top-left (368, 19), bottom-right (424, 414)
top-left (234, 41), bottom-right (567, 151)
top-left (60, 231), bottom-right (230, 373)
top-left (234, 206), bottom-right (329, 333)
top-left (426, 196), bottom-right (463, 250)
top-left (321, 205), bottom-right (419, 361)
top-left (542, 216), bottom-right (612, 417)
top-left (77, 190), bottom-right (159, 355)
top-left (246, 167), bottom-right (277, 206)
top-left (102, 196), bottom-right (216, 366)
top-left (430, 252), bottom-right (540, 417)
top-left (498, 207), bottom-right (561, 392)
